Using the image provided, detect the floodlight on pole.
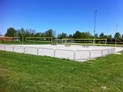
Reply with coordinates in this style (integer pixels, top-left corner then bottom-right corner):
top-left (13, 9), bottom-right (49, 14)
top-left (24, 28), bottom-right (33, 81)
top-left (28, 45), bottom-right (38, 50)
top-left (115, 24), bottom-right (118, 47)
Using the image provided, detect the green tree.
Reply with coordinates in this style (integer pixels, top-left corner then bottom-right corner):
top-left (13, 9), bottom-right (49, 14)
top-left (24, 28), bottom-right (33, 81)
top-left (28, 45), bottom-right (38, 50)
top-left (45, 29), bottom-right (55, 37)
top-left (17, 28), bottom-right (36, 41)
top-left (68, 34), bottom-right (73, 38)
top-left (114, 32), bottom-right (121, 39)
top-left (103, 35), bottom-right (112, 43)
top-left (99, 33), bottom-right (105, 39)
top-left (17, 28), bottom-right (25, 42)
top-left (122, 35), bottom-right (123, 40)
top-left (0, 32), bottom-right (2, 36)
top-left (82, 32), bottom-right (91, 39)
top-left (106, 35), bottom-right (112, 40)
top-left (73, 31), bottom-right (82, 38)
top-left (5, 27), bottom-right (16, 37)
top-left (57, 33), bottom-right (68, 39)
top-left (94, 33), bottom-right (98, 39)
top-left (35, 32), bottom-right (41, 37)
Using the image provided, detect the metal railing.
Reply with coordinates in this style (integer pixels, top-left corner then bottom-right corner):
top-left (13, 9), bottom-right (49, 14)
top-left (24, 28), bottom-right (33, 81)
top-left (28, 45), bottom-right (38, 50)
top-left (0, 44), bottom-right (115, 61)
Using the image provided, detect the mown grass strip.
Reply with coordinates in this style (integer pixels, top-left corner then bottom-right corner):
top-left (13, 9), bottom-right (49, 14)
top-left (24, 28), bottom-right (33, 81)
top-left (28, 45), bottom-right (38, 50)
top-left (0, 50), bottom-right (123, 92)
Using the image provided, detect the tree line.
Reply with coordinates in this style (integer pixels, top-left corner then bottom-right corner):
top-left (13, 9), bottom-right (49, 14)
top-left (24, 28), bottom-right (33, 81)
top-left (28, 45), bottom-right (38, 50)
top-left (4, 27), bottom-right (123, 42)
top-left (5, 27), bottom-right (56, 41)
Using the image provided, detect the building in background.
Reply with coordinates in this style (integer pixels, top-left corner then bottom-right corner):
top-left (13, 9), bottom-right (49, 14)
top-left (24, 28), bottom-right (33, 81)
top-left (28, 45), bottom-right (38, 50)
top-left (0, 36), bottom-right (20, 42)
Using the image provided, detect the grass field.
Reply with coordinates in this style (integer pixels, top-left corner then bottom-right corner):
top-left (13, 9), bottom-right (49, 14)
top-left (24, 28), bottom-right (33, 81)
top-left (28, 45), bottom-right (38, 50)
top-left (0, 50), bottom-right (123, 92)
top-left (0, 41), bottom-right (52, 44)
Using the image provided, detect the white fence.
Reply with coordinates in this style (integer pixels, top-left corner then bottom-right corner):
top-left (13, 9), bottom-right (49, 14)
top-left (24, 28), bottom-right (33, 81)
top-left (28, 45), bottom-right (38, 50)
top-left (0, 44), bottom-right (115, 61)
top-left (38, 48), bottom-right (54, 57)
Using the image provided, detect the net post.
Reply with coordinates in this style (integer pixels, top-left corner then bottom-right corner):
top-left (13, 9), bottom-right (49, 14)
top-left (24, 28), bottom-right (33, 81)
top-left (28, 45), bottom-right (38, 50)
top-left (93, 39), bottom-right (95, 45)
top-left (4, 45), bottom-right (5, 50)
top-left (101, 50), bottom-right (103, 57)
top-left (54, 49), bottom-right (56, 57)
top-left (89, 50), bottom-right (91, 59)
top-left (13, 46), bottom-right (14, 52)
top-left (37, 48), bottom-right (39, 55)
top-left (73, 50), bottom-right (76, 60)
top-left (23, 47), bottom-right (26, 53)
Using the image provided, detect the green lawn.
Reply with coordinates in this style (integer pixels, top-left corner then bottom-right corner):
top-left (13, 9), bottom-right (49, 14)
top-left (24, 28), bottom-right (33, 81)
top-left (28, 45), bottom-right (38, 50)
top-left (0, 41), bottom-right (51, 44)
top-left (0, 51), bottom-right (123, 92)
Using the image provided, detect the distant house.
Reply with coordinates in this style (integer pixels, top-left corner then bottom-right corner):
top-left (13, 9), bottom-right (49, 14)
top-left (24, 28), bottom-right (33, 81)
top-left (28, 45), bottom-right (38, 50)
top-left (0, 36), bottom-right (13, 41)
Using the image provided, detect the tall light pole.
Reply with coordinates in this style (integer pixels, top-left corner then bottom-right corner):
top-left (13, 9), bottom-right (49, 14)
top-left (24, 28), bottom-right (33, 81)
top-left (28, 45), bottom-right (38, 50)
top-left (94, 10), bottom-right (97, 37)
top-left (93, 10), bottom-right (97, 45)
top-left (116, 25), bottom-right (118, 33)
top-left (115, 25), bottom-right (118, 47)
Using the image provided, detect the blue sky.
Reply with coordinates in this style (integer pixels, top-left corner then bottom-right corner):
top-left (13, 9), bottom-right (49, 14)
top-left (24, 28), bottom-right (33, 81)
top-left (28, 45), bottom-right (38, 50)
top-left (0, 0), bottom-right (123, 36)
